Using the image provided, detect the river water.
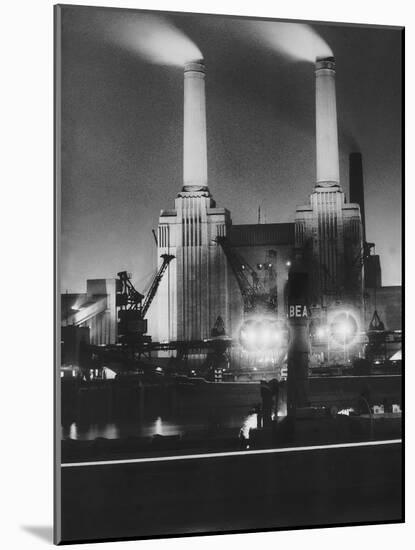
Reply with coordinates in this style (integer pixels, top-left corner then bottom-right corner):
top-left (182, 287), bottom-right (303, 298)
top-left (61, 410), bottom-right (259, 441)
top-left (60, 375), bottom-right (400, 443)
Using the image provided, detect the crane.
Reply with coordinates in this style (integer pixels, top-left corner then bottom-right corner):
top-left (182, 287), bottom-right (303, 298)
top-left (116, 253), bottom-right (175, 344)
top-left (215, 236), bottom-right (274, 314)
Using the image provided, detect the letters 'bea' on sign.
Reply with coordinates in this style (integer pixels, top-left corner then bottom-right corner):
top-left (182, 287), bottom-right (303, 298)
top-left (288, 305), bottom-right (308, 318)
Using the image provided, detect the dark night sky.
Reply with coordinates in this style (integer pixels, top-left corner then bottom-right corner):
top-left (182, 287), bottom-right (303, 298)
top-left (60, 6), bottom-right (402, 293)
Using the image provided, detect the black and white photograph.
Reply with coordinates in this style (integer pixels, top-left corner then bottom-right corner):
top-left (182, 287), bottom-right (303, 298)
top-left (54, 4), bottom-right (403, 544)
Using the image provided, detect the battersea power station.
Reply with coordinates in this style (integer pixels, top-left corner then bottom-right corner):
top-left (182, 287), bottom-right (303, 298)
top-left (61, 48), bottom-right (401, 370)
top-left (57, 12), bottom-right (404, 541)
top-left (151, 56), bottom-right (366, 344)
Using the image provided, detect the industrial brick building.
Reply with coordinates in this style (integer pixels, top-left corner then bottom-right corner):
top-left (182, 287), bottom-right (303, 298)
top-left (151, 55), bottom-right (365, 345)
top-left (61, 54), bottom-right (400, 357)
top-left (61, 279), bottom-right (117, 345)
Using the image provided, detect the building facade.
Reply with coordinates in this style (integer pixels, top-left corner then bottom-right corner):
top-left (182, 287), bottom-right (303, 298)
top-left (295, 186), bottom-right (363, 313)
top-left (154, 189), bottom-right (232, 342)
top-left (150, 60), bottom-right (232, 344)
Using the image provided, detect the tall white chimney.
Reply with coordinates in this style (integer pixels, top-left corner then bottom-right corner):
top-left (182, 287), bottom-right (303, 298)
top-left (183, 60), bottom-right (208, 192)
top-left (315, 56), bottom-right (340, 188)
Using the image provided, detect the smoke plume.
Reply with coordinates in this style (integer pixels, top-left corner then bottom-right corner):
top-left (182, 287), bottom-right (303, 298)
top-left (105, 13), bottom-right (202, 67)
top-left (242, 21), bottom-right (333, 63)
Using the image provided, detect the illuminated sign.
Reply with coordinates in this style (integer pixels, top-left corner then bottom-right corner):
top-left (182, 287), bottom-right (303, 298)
top-left (288, 305), bottom-right (308, 319)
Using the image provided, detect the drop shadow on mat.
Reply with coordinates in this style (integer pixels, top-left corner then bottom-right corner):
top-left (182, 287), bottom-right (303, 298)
top-left (21, 525), bottom-right (53, 543)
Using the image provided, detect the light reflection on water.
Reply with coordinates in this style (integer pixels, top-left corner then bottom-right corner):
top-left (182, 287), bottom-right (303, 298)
top-left (153, 416), bottom-right (182, 437)
top-left (278, 397), bottom-right (287, 417)
top-left (62, 391), bottom-right (290, 441)
top-left (63, 422), bottom-right (121, 440)
top-left (69, 423), bottom-right (78, 439)
top-left (62, 417), bottom-right (195, 440)
top-left (61, 412), bottom-right (257, 441)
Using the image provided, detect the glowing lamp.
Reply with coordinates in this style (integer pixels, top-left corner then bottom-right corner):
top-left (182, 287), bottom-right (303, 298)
top-left (239, 319), bottom-right (286, 352)
top-left (316, 325), bottom-right (328, 339)
top-left (329, 311), bottom-right (359, 346)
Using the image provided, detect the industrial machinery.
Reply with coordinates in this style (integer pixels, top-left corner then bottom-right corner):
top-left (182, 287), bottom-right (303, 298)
top-left (365, 309), bottom-right (402, 365)
top-left (256, 249), bottom-right (278, 311)
top-left (216, 236), bottom-right (275, 314)
top-left (216, 236), bottom-right (288, 372)
top-left (116, 254), bottom-right (175, 345)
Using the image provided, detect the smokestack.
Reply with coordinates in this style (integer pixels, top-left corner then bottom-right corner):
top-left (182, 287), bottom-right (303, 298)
top-left (315, 56), bottom-right (340, 188)
top-left (349, 152), bottom-right (366, 241)
top-left (183, 60), bottom-right (208, 192)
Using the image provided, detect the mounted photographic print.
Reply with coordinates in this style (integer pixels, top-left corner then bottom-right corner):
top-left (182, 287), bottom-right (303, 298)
top-left (54, 4), bottom-right (404, 544)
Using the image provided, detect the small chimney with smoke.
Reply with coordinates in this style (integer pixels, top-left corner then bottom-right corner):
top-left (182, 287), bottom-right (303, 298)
top-left (183, 60), bottom-right (208, 192)
top-left (315, 56), bottom-right (340, 188)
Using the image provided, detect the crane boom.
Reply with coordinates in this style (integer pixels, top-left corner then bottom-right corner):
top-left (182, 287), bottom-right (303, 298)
top-left (141, 254), bottom-right (175, 317)
top-left (215, 237), bottom-right (254, 295)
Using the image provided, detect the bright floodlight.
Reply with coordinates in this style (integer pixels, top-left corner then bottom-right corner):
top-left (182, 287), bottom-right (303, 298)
top-left (316, 325), bottom-right (328, 339)
top-left (239, 320), bottom-right (258, 352)
top-left (258, 321), bottom-right (281, 350)
top-left (239, 319), bottom-right (285, 352)
top-left (339, 321), bottom-right (353, 337)
top-left (329, 311), bottom-right (359, 346)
